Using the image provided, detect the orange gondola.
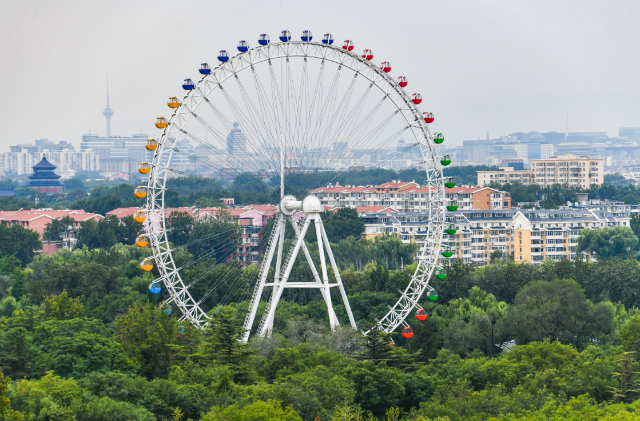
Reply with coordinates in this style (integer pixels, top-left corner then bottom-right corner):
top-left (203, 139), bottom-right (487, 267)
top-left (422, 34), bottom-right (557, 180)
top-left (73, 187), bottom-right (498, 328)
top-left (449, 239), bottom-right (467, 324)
top-left (133, 210), bottom-right (146, 223)
top-left (134, 186), bottom-right (147, 198)
top-left (155, 117), bottom-right (167, 129)
top-left (167, 97), bottom-right (180, 109)
top-left (140, 259), bottom-right (153, 271)
top-left (139, 162), bottom-right (151, 174)
top-left (135, 235), bottom-right (149, 248)
top-left (146, 139), bottom-right (158, 151)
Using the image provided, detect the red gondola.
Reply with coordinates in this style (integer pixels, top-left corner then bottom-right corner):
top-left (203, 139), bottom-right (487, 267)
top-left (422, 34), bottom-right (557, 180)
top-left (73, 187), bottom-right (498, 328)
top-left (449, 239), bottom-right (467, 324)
top-left (398, 76), bottom-right (408, 88)
top-left (401, 327), bottom-right (414, 338)
top-left (424, 112), bottom-right (434, 123)
top-left (415, 309), bottom-right (427, 321)
top-left (362, 49), bottom-right (373, 60)
top-left (342, 40), bottom-right (354, 51)
top-left (411, 93), bottom-right (422, 104)
top-left (380, 61), bottom-right (391, 73)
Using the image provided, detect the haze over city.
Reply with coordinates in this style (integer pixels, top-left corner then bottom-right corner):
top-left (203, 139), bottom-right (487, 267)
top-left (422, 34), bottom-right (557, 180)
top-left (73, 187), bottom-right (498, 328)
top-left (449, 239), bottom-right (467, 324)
top-left (1, 0), bottom-right (639, 148)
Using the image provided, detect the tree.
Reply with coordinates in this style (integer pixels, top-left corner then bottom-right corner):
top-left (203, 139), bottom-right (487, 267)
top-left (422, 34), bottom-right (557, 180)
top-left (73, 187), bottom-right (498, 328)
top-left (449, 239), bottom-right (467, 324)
top-left (115, 302), bottom-right (179, 379)
top-left (0, 369), bottom-right (25, 421)
top-left (75, 215), bottom-right (140, 249)
top-left (311, 207), bottom-right (365, 243)
top-left (63, 178), bottom-right (85, 192)
top-left (45, 332), bottom-right (136, 378)
top-left (44, 290), bottom-right (85, 320)
top-left (0, 224), bottom-right (41, 266)
top-left (202, 400), bottom-right (302, 421)
top-left (165, 211), bottom-right (194, 247)
top-left (72, 194), bottom-right (124, 215)
top-left (198, 306), bottom-right (254, 383)
top-left (576, 226), bottom-right (639, 258)
top-left (504, 278), bottom-right (614, 348)
top-left (231, 173), bottom-right (269, 194)
top-left (610, 351), bottom-right (640, 403)
top-left (620, 315), bottom-right (640, 355)
top-left (43, 216), bottom-right (76, 241)
top-left (355, 322), bottom-right (396, 364)
top-left (443, 287), bottom-right (508, 357)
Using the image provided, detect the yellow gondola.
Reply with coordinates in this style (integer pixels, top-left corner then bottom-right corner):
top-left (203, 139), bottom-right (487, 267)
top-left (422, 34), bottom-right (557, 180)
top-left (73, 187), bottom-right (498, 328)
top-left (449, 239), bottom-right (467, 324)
top-left (146, 139), bottom-right (158, 151)
top-left (139, 162), bottom-right (151, 174)
top-left (155, 117), bottom-right (167, 128)
top-left (135, 235), bottom-right (149, 248)
top-left (167, 97), bottom-right (180, 108)
top-left (140, 259), bottom-right (153, 271)
top-left (133, 210), bottom-right (146, 223)
top-left (134, 186), bottom-right (147, 198)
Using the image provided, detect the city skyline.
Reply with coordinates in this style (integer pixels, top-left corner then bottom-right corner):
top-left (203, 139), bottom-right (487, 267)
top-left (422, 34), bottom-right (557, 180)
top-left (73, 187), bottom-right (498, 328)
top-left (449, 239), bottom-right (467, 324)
top-left (0, 0), bottom-right (639, 149)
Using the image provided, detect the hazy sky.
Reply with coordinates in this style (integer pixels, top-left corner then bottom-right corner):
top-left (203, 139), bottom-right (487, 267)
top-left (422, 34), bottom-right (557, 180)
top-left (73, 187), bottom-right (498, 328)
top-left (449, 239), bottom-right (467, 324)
top-left (1, 0), bottom-right (639, 150)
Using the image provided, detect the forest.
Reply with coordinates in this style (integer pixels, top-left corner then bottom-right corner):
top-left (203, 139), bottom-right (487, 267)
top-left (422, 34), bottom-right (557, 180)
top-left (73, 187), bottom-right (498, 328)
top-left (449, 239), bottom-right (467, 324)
top-left (3, 214), bottom-right (640, 419)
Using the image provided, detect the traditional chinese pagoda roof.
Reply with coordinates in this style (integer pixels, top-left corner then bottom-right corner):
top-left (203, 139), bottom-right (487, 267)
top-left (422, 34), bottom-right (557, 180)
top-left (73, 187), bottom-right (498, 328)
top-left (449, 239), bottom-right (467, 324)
top-left (32, 156), bottom-right (57, 170)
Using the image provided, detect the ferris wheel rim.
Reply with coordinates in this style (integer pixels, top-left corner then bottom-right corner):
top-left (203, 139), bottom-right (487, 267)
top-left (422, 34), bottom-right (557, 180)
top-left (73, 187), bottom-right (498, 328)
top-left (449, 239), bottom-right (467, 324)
top-left (145, 36), bottom-right (448, 337)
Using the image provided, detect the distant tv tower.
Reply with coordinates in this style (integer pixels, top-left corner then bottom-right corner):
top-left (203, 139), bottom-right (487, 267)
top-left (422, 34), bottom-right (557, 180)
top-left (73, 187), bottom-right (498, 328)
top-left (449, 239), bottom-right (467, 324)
top-left (103, 77), bottom-right (113, 137)
top-left (565, 111), bottom-right (568, 139)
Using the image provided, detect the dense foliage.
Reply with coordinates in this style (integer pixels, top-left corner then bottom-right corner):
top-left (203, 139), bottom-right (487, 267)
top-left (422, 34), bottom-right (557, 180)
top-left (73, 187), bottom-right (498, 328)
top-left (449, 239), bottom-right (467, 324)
top-left (0, 236), bottom-right (639, 420)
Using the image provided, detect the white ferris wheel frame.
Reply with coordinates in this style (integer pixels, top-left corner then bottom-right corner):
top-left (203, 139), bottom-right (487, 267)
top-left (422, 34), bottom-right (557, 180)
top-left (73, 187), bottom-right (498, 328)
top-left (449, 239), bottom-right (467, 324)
top-left (145, 38), bottom-right (448, 340)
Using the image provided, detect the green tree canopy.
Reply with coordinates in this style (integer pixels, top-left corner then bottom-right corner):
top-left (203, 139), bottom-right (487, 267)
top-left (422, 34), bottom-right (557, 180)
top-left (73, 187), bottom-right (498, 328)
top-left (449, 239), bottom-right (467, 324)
top-left (577, 226), bottom-right (639, 258)
top-left (43, 216), bottom-right (76, 241)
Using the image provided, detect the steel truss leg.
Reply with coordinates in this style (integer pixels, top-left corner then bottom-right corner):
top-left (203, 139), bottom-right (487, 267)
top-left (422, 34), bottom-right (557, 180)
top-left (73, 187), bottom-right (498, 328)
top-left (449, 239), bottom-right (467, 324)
top-left (290, 216), bottom-right (339, 325)
top-left (259, 217), bottom-right (313, 337)
top-left (314, 215), bottom-right (338, 330)
top-left (319, 218), bottom-right (357, 329)
top-left (241, 215), bottom-right (283, 342)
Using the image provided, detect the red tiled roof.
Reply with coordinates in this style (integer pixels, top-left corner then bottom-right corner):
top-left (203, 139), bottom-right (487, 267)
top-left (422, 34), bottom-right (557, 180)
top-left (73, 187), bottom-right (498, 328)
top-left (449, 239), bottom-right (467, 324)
top-left (356, 206), bottom-right (398, 213)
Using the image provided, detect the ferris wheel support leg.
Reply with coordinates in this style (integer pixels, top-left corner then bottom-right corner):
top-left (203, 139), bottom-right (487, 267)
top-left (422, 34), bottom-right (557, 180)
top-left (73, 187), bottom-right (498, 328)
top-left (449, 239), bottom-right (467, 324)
top-left (320, 220), bottom-right (357, 329)
top-left (241, 217), bottom-right (282, 343)
top-left (290, 217), bottom-right (337, 324)
top-left (314, 216), bottom-right (338, 330)
top-left (274, 217), bottom-right (286, 282)
top-left (259, 217), bottom-right (312, 337)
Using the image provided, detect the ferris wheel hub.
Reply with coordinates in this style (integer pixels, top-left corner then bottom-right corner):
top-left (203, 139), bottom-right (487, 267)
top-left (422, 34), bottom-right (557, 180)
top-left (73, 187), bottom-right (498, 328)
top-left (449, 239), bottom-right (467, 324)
top-left (280, 195), bottom-right (322, 215)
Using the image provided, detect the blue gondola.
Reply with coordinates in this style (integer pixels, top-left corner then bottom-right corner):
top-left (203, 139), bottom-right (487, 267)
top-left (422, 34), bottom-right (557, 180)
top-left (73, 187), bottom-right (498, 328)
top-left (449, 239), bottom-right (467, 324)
top-left (301, 30), bottom-right (312, 42)
top-left (149, 281), bottom-right (161, 294)
top-left (279, 30), bottom-right (291, 42)
top-left (164, 303), bottom-right (172, 314)
top-left (182, 78), bottom-right (194, 90)
top-left (199, 63), bottom-right (211, 75)
top-left (258, 33), bottom-right (270, 45)
top-left (237, 40), bottom-right (249, 52)
top-left (217, 50), bottom-right (229, 62)
top-left (322, 33), bottom-right (334, 44)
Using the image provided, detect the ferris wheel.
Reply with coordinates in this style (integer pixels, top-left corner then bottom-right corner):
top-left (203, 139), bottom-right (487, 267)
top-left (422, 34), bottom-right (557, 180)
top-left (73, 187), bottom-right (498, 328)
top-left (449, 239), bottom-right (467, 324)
top-left (135, 30), bottom-right (454, 342)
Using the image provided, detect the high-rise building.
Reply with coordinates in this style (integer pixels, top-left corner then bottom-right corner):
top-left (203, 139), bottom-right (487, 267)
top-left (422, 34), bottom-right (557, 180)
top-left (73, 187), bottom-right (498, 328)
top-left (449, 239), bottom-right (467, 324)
top-left (226, 122), bottom-right (247, 156)
top-left (103, 80), bottom-right (113, 137)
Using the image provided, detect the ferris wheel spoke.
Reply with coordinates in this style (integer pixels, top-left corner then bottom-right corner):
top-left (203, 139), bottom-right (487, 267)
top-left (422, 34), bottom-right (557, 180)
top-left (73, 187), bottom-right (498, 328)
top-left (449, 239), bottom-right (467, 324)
top-left (305, 67), bottom-right (342, 167)
top-left (217, 87), bottom-right (281, 171)
top-left (234, 74), bottom-right (281, 159)
top-left (341, 107), bottom-right (402, 154)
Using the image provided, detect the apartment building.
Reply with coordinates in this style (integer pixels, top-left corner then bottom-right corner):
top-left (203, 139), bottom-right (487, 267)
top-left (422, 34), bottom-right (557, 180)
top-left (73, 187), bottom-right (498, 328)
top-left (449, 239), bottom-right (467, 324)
top-left (478, 154), bottom-right (604, 188)
top-left (362, 210), bottom-right (516, 266)
top-left (361, 207), bottom-right (631, 267)
top-left (513, 208), bottom-right (630, 264)
top-left (530, 154), bottom-right (604, 188)
top-left (311, 182), bottom-right (511, 212)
